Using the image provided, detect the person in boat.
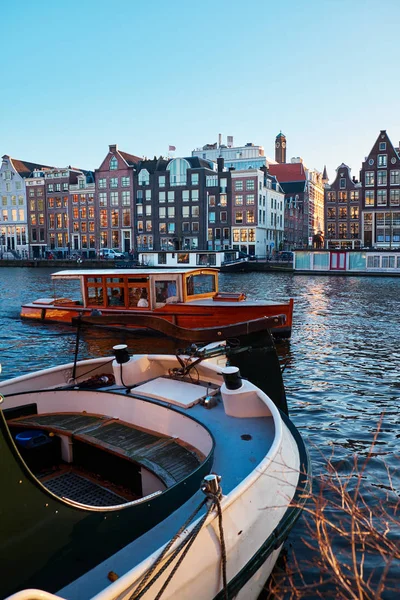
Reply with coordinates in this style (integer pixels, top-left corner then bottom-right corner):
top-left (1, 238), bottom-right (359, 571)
top-left (137, 289), bottom-right (148, 307)
top-left (109, 289), bottom-right (124, 306)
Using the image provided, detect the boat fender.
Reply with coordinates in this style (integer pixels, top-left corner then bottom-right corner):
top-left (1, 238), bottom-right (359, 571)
top-left (220, 367), bottom-right (272, 418)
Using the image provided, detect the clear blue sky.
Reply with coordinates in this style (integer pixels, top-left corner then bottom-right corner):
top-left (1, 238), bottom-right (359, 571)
top-left (2, 0), bottom-right (400, 182)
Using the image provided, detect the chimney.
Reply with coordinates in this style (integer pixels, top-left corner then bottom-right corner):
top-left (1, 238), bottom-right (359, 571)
top-left (217, 157), bottom-right (225, 172)
top-left (218, 133), bottom-right (222, 148)
top-left (109, 144), bottom-right (117, 152)
top-left (227, 136), bottom-right (233, 148)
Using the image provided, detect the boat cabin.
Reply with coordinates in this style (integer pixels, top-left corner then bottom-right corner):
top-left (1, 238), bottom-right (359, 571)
top-left (51, 268), bottom-right (219, 311)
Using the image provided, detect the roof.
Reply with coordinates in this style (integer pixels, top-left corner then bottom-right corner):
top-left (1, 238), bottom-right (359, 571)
top-left (186, 156), bottom-right (215, 169)
top-left (9, 158), bottom-right (53, 178)
top-left (119, 151), bottom-right (142, 166)
top-left (51, 268), bottom-right (219, 279)
top-left (138, 158), bottom-right (170, 173)
top-left (322, 165), bottom-right (329, 181)
top-left (268, 162), bottom-right (306, 182)
top-left (276, 132), bottom-right (286, 139)
top-left (279, 181), bottom-right (307, 194)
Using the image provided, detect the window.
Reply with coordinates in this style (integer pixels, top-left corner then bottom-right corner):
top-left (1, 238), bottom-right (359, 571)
top-left (110, 177), bottom-right (118, 188)
top-left (219, 194), bottom-right (227, 206)
top-left (223, 227), bottom-right (230, 239)
top-left (182, 190), bottom-right (189, 202)
top-left (220, 211), bottom-right (227, 222)
top-left (377, 171), bottom-right (387, 186)
top-left (390, 170), bottom-right (400, 185)
top-left (110, 157), bottom-right (118, 170)
top-left (182, 222), bottom-right (190, 232)
top-left (390, 190), bottom-right (400, 206)
top-left (339, 223), bottom-right (347, 238)
top-left (235, 212), bottom-right (243, 224)
top-left (379, 142), bottom-right (386, 151)
top-left (339, 207), bottom-right (347, 219)
top-left (138, 169), bottom-right (150, 186)
top-left (246, 180), bottom-right (255, 191)
top-left (63, 182), bottom-right (69, 191)
top-left (48, 184), bottom-right (53, 192)
top-left (206, 175), bottom-right (218, 187)
top-left (233, 229), bottom-right (240, 243)
top-left (191, 173), bottom-right (199, 185)
top-left (340, 178), bottom-right (346, 189)
top-left (365, 172), bottom-right (374, 186)
top-left (146, 221), bottom-right (152, 232)
top-left (159, 176), bottom-right (166, 187)
top-left (167, 158), bottom-right (190, 186)
top-left (121, 176), bottom-right (130, 187)
top-left (220, 178), bottom-right (227, 192)
top-left (246, 194), bottom-right (255, 205)
top-left (100, 209), bottom-right (108, 227)
top-left (138, 221), bottom-right (144, 232)
top-left (137, 190), bottom-right (143, 203)
top-left (122, 191), bottom-right (130, 205)
top-left (235, 195), bottom-right (243, 205)
top-left (235, 180), bottom-right (243, 191)
top-left (192, 222), bottom-right (199, 232)
top-left (137, 205), bottom-right (143, 216)
top-left (240, 230), bottom-right (248, 242)
top-left (159, 206), bottom-right (166, 218)
top-left (209, 212), bottom-right (215, 223)
top-left (167, 191), bottom-right (175, 202)
top-left (167, 206), bottom-right (175, 218)
top-left (377, 154), bottom-right (387, 167)
top-left (159, 191), bottom-right (166, 203)
top-left (98, 178), bottom-right (106, 188)
top-left (110, 191), bottom-right (118, 205)
top-left (80, 194), bottom-right (86, 204)
top-left (99, 192), bottom-right (107, 206)
top-left (246, 210), bottom-right (255, 223)
top-left (338, 191), bottom-right (347, 201)
top-left (167, 222), bottom-right (175, 234)
top-left (146, 189), bottom-right (151, 200)
top-left (365, 191), bottom-right (374, 206)
top-left (350, 191), bottom-right (359, 201)
top-left (182, 206), bottom-right (189, 218)
top-left (192, 189), bottom-right (199, 201)
top-left (377, 190), bottom-right (387, 206)
top-left (159, 222), bottom-right (166, 233)
top-left (208, 195), bottom-right (216, 206)
top-left (327, 191), bottom-right (336, 201)
top-left (192, 206), bottom-right (199, 217)
top-left (350, 207), bottom-right (359, 219)
top-left (327, 207), bottom-right (336, 218)
top-left (350, 223), bottom-right (359, 238)
top-left (145, 205), bottom-right (151, 216)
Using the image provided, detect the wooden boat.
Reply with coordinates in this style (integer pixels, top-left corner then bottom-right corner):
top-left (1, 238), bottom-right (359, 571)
top-left (0, 325), bottom-right (310, 600)
top-left (20, 267), bottom-right (294, 338)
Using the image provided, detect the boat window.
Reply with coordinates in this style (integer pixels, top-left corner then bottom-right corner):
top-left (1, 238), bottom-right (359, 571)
top-left (177, 252), bottom-right (189, 264)
top-left (186, 273), bottom-right (216, 297)
top-left (87, 277), bottom-right (103, 284)
top-left (155, 280), bottom-right (178, 304)
top-left (107, 287), bottom-right (125, 307)
top-left (196, 253), bottom-right (216, 266)
top-left (128, 286), bottom-right (148, 307)
top-left (106, 277), bottom-right (124, 283)
top-left (87, 286), bottom-right (104, 306)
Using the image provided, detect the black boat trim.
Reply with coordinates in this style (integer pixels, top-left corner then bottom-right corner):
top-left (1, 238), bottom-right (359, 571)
top-left (213, 411), bottom-right (312, 599)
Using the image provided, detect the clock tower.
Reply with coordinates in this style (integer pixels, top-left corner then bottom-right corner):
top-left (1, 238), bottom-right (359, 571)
top-left (275, 132), bottom-right (286, 164)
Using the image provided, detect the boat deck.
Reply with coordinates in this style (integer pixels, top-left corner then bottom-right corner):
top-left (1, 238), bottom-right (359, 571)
top-left (8, 412), bottom-right (201, 487)
top-left (58, 389), bottom-right (276, 599)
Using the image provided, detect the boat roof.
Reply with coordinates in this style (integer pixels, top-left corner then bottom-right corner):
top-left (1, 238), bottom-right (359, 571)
top-left (51, 268), bottom-right (219, 280)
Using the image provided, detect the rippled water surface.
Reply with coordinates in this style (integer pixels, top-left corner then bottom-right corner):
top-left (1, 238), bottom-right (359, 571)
top-left (0, 267), bottom-right (399, 598)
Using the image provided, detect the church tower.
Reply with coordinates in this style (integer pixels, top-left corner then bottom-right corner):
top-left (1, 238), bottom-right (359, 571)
top-left (275, 132), bottom-right (286, 163)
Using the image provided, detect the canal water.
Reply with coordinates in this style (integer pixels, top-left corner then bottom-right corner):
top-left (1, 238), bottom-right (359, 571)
top-left (0, 267), bottom-right (399, 598)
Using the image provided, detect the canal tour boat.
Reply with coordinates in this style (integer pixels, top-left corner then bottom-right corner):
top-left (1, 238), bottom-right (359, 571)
top-left (0, 332), bottom-right (310, 600)
top-left (20, 267), bottom-right (294, 338)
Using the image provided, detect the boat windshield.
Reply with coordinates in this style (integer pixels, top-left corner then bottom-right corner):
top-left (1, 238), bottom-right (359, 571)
top-left (185, 273), bottom-right (216, 298)
top-left (53, 278), bottom-right (83, 304)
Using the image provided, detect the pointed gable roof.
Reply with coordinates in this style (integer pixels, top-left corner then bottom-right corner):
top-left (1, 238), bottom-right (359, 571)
top-left (268, 162), bottom-right (306, 183)
top-left (119, 151), bottom-right (142, 166)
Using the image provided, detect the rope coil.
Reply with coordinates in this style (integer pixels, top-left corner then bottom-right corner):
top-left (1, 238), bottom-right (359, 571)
top-left (129, 475), bottom-right (228, 600)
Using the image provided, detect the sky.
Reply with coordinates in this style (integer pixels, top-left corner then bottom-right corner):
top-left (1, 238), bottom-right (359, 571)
top-left (2, 0), bottom-right (400, 182)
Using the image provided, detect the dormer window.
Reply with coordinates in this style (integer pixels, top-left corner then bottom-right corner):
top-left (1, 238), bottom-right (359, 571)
top-left (110, 157), bottom-right (118, 170)
top-left (167, 158), bottom-right (191, 186)
top-left (138, 169), bottom-right (150, 186)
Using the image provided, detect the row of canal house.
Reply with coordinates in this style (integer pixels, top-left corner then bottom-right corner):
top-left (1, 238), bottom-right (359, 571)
top-left (1, 144), bottom-right (285, 259)
top-left (325, 130), bottom-right (400, 249)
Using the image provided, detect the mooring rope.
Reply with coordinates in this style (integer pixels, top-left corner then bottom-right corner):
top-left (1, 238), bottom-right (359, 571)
top-left (129, 477), bottom-right (228, 600)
